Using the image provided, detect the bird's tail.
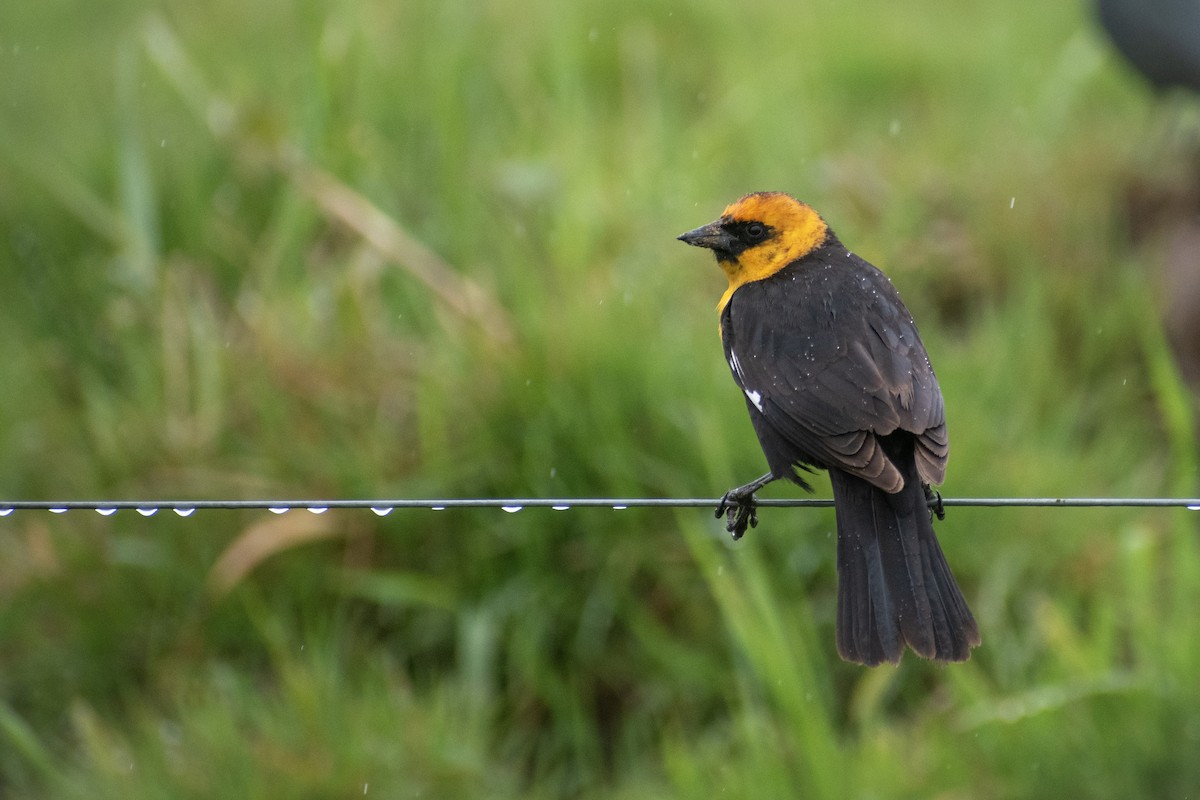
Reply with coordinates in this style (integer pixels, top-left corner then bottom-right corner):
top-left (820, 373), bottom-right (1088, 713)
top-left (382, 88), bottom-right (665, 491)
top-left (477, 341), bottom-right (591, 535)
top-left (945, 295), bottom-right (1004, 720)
top-left (828, 445), bottom-right (980, 666)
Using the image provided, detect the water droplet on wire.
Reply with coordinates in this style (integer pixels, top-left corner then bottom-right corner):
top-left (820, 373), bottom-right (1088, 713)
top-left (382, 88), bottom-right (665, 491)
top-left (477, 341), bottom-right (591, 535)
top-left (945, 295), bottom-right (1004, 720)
top-left (371, 507), bottom-right (392, 516)
top-left (137, 508), bottom-right (158, 517)
top-left (174, 508), bottom-right (195, 517)
top-left (50, 507), bottom-right (68, 514)
top-left (431, 506), bottom-right (446, 511)
top-left (501, 506), bottom-right (523, 513)
top-left (269, 507), bottom-right (288, 515)
top-left (552, 505), bottom-right (570, 511)
top-left (96, 508), bottom-right (117, 516)
top-left (612, 505), bottom-right (627, 510)
top-left (308, 507), bottom-right (328, 514)
top-left (0, 508), bottom-right (13, 516)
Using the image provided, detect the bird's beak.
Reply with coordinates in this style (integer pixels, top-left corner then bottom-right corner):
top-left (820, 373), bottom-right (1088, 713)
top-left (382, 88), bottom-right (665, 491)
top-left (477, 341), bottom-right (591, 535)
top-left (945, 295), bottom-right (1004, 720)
top-left (677, 220), bottom-right (737, 253)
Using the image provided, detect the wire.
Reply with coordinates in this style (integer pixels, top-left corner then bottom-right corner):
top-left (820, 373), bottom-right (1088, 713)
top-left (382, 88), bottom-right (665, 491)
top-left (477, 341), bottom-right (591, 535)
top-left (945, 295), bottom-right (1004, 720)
top-left (0, 497), bottom-right (1198, 516)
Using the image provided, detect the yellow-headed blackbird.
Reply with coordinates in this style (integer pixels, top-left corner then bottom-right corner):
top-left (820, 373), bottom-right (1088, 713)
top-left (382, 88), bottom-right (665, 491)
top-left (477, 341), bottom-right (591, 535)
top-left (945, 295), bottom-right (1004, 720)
top-left (678, 192), bottom-right (980, 666)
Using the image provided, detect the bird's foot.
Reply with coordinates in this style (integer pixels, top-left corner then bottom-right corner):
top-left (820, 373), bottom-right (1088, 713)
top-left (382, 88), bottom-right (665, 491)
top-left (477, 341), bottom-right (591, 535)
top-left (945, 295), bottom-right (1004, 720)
top-left (924, 485), bottom-right (945, 521)
top-left (716, 490), bottom-right (758, 540)
top-left (715, 473), bottom-right (775, 540)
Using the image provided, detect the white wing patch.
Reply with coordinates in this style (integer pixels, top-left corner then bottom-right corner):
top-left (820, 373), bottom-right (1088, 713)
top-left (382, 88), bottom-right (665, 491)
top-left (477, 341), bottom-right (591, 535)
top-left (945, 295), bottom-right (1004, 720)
top-left (730, 352), bottom-right (763, 412)
top-left (728, 351), bottom-right (745, 381)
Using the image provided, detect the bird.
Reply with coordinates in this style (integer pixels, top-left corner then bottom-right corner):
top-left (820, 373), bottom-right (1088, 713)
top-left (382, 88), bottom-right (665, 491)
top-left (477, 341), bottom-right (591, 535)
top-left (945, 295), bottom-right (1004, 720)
top-left (678, 191), bottom-right (980, 666)
top-left (1094, 0), bottom-right (1200, 390)
top-left (1095, 0), bottom-right (1200, 95)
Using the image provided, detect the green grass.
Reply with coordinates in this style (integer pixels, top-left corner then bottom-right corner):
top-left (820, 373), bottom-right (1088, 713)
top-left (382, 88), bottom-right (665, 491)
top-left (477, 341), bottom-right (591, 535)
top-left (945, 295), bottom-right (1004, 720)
top-left (1, 0), bottom-right (1199, 797)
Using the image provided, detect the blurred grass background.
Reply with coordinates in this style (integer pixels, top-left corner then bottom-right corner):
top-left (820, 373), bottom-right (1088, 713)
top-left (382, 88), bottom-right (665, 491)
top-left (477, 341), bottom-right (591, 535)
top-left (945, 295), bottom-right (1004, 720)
top-left (1, 0), bottom-right (1199, 797)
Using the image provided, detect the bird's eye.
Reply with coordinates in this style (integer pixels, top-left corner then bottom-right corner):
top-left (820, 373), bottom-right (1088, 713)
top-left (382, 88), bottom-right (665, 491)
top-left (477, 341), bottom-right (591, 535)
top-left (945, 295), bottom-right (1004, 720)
top-left (744, 222), bottom-right (767, 240)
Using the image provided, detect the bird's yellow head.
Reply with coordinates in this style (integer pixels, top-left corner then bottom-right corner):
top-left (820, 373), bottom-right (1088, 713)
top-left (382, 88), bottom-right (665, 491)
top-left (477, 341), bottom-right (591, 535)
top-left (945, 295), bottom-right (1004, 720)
top-left (678, 192), bottom-right (829, 313)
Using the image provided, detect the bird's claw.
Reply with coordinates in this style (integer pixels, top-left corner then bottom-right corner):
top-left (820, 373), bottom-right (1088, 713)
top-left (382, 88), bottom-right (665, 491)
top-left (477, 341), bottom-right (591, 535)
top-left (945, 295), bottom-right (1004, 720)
top-left (924, 485), bottom-right (945, 521)
top-left (715, 490), bottom-right (759, 540)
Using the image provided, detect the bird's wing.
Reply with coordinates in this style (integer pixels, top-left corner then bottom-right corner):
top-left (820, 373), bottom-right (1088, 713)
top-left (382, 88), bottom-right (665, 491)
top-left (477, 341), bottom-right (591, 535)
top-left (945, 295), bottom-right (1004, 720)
top-left (722, 254), bottom-right (947, 490)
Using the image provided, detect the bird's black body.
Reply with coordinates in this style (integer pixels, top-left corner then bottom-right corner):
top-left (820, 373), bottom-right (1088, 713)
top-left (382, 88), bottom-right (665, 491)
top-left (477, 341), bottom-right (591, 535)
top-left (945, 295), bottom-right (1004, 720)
top-left (680, 192), bottom-right (979, 665)
top-left (720, 237), bottom-right (947, 492)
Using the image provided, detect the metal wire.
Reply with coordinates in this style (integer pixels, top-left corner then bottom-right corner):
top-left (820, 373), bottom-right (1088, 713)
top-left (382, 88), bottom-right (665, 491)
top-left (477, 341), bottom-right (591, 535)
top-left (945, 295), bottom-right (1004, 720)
top-left (0, 496), bottom-right (1198, 515)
